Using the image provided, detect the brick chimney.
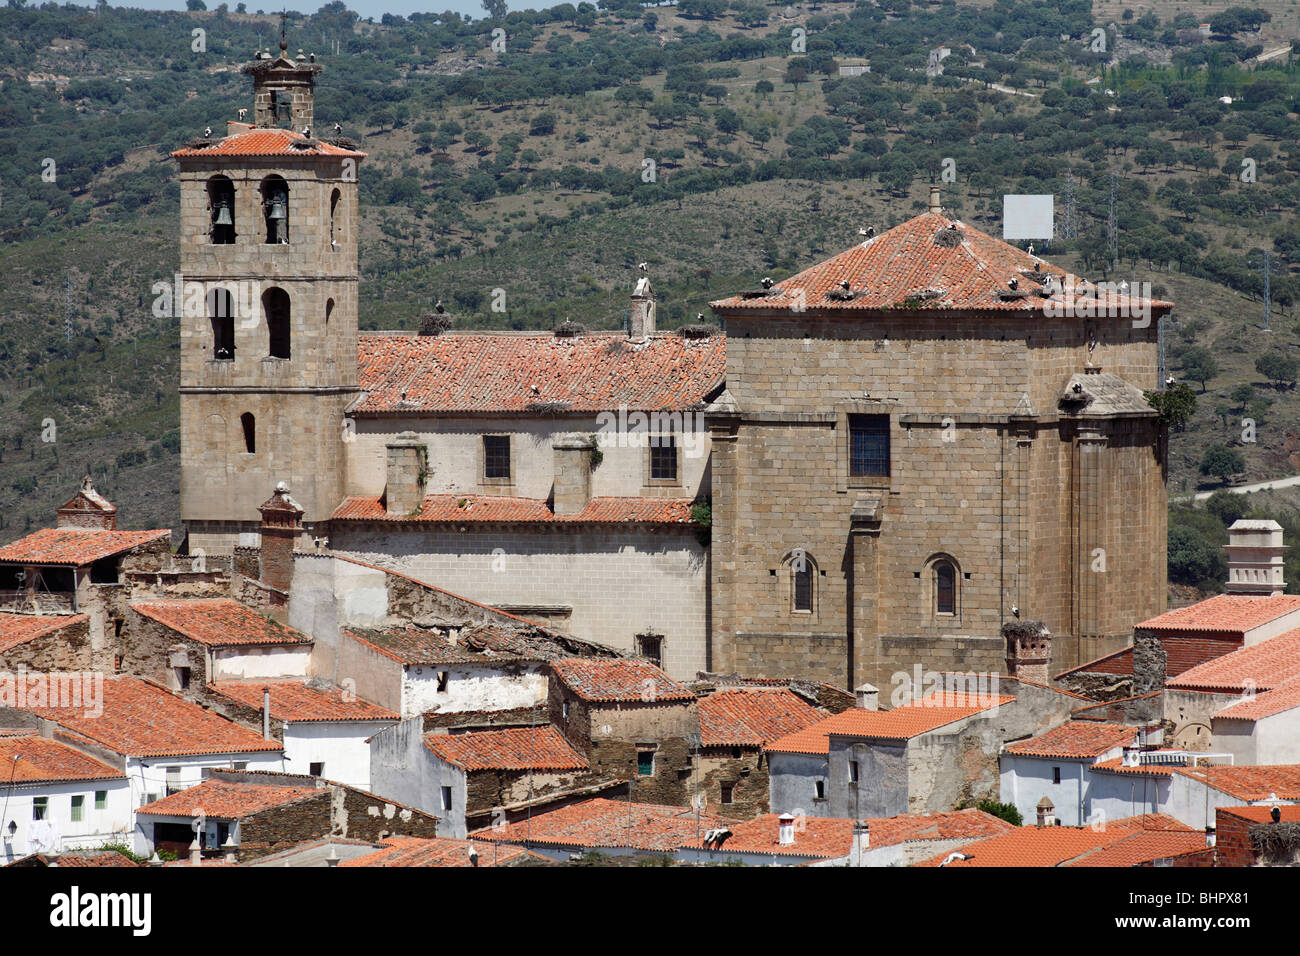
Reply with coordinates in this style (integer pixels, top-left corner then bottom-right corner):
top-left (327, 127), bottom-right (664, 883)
top-left (1224, 519), bottom-right (1286, 595)
top-left (630, 276), bottom-right (656, 341)
top-left (56, 476), bottom-right (117, 530)
top-left (1003, 620), bottom-right (1051, 684)
top-left (552, 433), bottom-right (595, 516)
top-left (257, 481), bottom-right (303, 595)
top-left (384, 432), bottom-right (427, 516)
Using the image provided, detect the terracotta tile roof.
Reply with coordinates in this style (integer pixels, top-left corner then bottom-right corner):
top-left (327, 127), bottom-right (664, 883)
top-left (767, 694), bottom-right (1015, 755)
top-left (208, 680), bottom-right (398, 722)
top-left (0, 734), bottom-right (125, 784)
top-left (914, 827), bottom-right (1120, 867)
top-left (698, 688), bottom-right (824, 747)
top-left (1214, 676), bottom-right (1300, 721)
top-left (136, 778), bottom-right (320, 819)
top-left (1091, 756), bottom-right (1179, 777)
top-left (1167, 627), bottom-right (1300, 693)
top-left (1172, 764), bottom-right (1300, 801)
top-left (9, 850), bottom-right (139, 867)
top-left (0, 528), bottom-right (170, 566)
top-left (424, 726), bottom-right (587, 772)
top-left (1137, 594), bottom-right (1300, 633)
top-left (1002, 722), bottom-right (1138, 759)
top-left (0, 613), bottom-right (89, 654)
top-left (1063, 829), bottom-right (1208, 867)
top-left (22, 676), bottom-right (283, 758)
top-left (551, 658), bottom-right (695, 703)
top-left (1054, 645), bottom-right (1133, 679)
top-left (474, 797), bottom-right (722, 852)
top-left (710, 211), bottom-right (1171, 315)
top-left (1217, 804), bottom-right (1300, 824)
top-left (331, 494), bottom-right (695, 525)
top-left (711, 809), bottom-right (1015, 858)
top-left (354, 331), bottom-right (724, 414)
top-left (340, 835), bottom-right (533, 867)
top-left (344, 623), bottom-right (532, 665)
top-left (130, 599), bottom-right (312, 647)
top-left (1109, 813), bottom-right (1195, 832)
top-left (171, 125), bottom-right (365, 158)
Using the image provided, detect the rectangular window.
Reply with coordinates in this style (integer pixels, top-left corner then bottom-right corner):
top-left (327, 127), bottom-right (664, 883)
top-left (814, 780), bottom-right (826, 800)
top-left (483, 435), bottom-right (511, 480)
top-left (561, 700), bottom-right (570, 720)
top-left (849, 760), bottom-right (860, 784)
top-left (441, 786), bottom-right (453, 811)
top-left (637, 746), bottom-right (657, 777)
top-left (849, 414), bottom-right (890, 478)
top-left (70, 795), bottom-right (84, 822)
top-left (720, 783), bottom-right (735, 805)
top-left (649, 436), bottom-right (678, 482)
top-left (793, 564), bottom-right (813, 613)
top-left (436, 671), bottom-right (449, 692)
top-left (233, 762), bottom-right (247, 771)
top-left (636, 633), bottom-right (663, 670)
top-left (176, 666), bottom-right (191, 690)
top-left (309, 762), bottom-right (324, 777)
top-left (165, 767), bottom-right (183, 796)
top-left (94, 791), bottom-right (107, 811)
top-left (32, 797), bottom-right (48, 821)
top-left (1052, 767), bottom-right (1061, 785)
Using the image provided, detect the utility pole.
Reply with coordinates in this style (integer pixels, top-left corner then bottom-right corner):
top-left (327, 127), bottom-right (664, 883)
top-left (64, 275), bottom-right (74, 345)
top-left (1262, 250), bottom-right (1272, 332)
top-left (1107, 170), bottom-right (1119, 273)
top-left (1061, 169), bottom-right (1077, 240)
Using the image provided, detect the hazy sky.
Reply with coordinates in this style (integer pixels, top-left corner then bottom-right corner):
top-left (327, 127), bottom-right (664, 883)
top-left (78, 0), bottom-right (513, 22)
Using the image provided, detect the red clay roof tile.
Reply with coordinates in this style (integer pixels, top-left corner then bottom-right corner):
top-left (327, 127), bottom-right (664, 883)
top-left (474, 797), bottom-right (722, 852)
top-left (130, 599), bottom-right (312, 647)
top-left (0, 614), bottom-right (89, 654)
top-left (0, 734), bottom-right (125, 784)
top-left (171, 125), bottom-right (365, 159)
top-left (698, 688), bottom-right (824, 747)
top-left (1137, 594), bottom-right (1300, 633)
top-left (208, 680), bottom-right (397, 722)
top-left (1167, 627), bottom-right (1300, 693)
top-left (331, 494), bottom-right (695, 525)
top-left (1003, 722), bottom-right (1138, 759)
top-left (0, 528), bottom-right (170, 566)
top-left (340, 836), bottom-right (533, 867)
top-left (767, 694), bottom-right (1014, 755)
top-left (551, 658), bottom-right (695, 703)
top-left (1172, 764), bottom-right (1300, 800)
top-left (713, 809), bottom-right (1015, 858)
top-left (136, 778), bottom-right (320, 819)
top-left (424, 726), bottom-right (587, 772)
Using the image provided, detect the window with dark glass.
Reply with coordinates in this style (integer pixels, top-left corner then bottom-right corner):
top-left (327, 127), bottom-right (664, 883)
top-left (263, 288), bottom-right (291, 359)
top-left (636, 632), bottom-right (663, 669)
top-left (849, 414), bottom-right (890, 478)
top-left (637, 746), bottom-right (657, 777)
top-left (650, 436), bottom-right (677, 481)
top-left (483, 435), bottom-right (511, 480)
top-left (936, 562), bottom-right (956, 615)
top-left (793, 562), bottom-right (813, 612)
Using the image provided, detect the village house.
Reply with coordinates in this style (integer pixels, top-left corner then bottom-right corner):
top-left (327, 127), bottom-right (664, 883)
top-left (1187, 804), bottom-right (1300, 867)
top-left (134, 768), bottom-right (439, 861)
top-left (0, 614), bottom-right (93, 673)
top-left (5, 848), bottom-right (140, 868)
top-left (0, 732), bottom-right (133, 865)
top-left (338, 835), bottom-right (535, 867)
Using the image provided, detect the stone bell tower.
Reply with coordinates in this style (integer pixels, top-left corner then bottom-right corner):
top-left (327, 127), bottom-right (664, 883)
top-left (172, 34), bottom-right (365, 554)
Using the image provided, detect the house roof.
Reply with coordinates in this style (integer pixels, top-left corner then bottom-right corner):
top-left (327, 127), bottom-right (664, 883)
top-left (0, 613), bottom-right (89, 654)
top-left (130, 599), bottom-right (313, 647)
top-left (710, 809), bottom-right (1015, 859)
top-left (171, 124), bottom-right (365, 159)
top-left (914, 816), bottom-right (1197, 868)
top-left (136, 778), bottom-right (320, 819)
top-left (424, 726), bottom-right (587, 772)
top-left (331, 494), bottom-right (695, 526)
top-left (550, 658), bottom-right (695, 704)
top-left (340, 836), bottom-right (533, 867)
top-left (1213, 676), bottom-right (1300, 722)
top-left (1217, 804), bottom-right (1300, 824)
top-left (0, 734), bottom-right (125, 785)
top-left (698, 688), bottom-right (824, 747)
top-left (22, 676), bottom-right (283, 758)
top-left (0, 528), bottom-right (170, 566)
top-left (1091, 756), bottom-right (1178, 777)
top-left (1166, 627), bottom-right (1300, 693)
top-left (766, 694), bottom-right (1014, 755)
top-left (474, 797), bottom-right (722, 852)
top-left (208, 680), bottom-right (398, 722)
top-left (1002, 722), bottom-right (1139, 759)
top-left (344, 623), bottom-right (537, 665)
top-left (7, 849), bottom-right (139, 868)
top-left (1172, 764), bottom-right (1300, 801)
top-left (353, 330), bottom-right (725, 415)
top-left (1062, 829), bottom-right (1208, 867)
top-left (1136, 594), bottom-right (1300, 633)
top-left (710, 211), bottom-right (1171, 315)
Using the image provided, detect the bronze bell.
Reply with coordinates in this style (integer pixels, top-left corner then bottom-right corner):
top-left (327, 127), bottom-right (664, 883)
top-left (266, 197), bottom-right (287, 221)
top-left (214, 200), bottom-right (233, 226)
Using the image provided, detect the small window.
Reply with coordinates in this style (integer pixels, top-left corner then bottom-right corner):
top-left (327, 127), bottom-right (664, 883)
top-left (240, 413), bottom-right (256, 454)
top-left (208, 288), bottom-right (235, 360)
top-left (165, 767), bottom-right (183, 796)
top-left (70, 795), bottom-right (84, 822)
top-left (175, 666), bottom-right (192, 690)
top-left (793, 562), bottom-right (813, 612)
top-left (263, 287), bottom-right (291, 359)
top-left (32, 797), bottom-right (48, 820)
top-left (936, 561), bottom-right (956, 615)
top-left (329, 188), bottom-right (341, 248)
top-left (1052, 767), bottom-right (1061, 785)
top-left (94, 790), bottom-right (107, 811)
top-left (441, 786), bottom-right (453, 811)
top-left (814, 779), bottom-right (826, 800)
top-left (849, 760), bottom-right (860, 784)
top-left (720, 783), bottom-right (735, 805)
top-left (636, 632), bottom-right (663, 670)
top-left (309, 762), bottom-right (324, 777)
top-left (561, 700), bottom-right (570, 720)
top-left (649, 435), bottom-right (678, 482)
top-left (436, 671), bottom-right (449, 692)
top-left (849, 413), bottom-right (890, 478)
top-left (731, 747), bottom-right (742, 760)
top-left (233, 762), bottom-right (247, 771)
top-left (483, 435), bottom-right (511, 481)
top-left (637, 746), bottom-right (657, 777)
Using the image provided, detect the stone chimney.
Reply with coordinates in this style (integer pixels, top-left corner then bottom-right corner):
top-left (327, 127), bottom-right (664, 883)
top-left (1003, 620), bottom-right (1051, 684)
top-left (552, 433), bottom-right (595, 516)
top-left (1036, 796), bottom-right (1055, 828)
top-left (854, 682), bottom-right (879, 710)
top-left (928, 184), bottom-right (942, 215)
top-left (384, 432), bottom-right (427, 517)
top-left (257, 481), bottom-right (303, 595)
top-left (56, 476), bottom-right (117, 530)
top-left (188, 838), bottom-right (202, 866)
top-left (1224, 519), bottom-right (1286, 595)
top-left (777, 812), bottom-right (795, 846)
top-left (851, 821), bottom-right (870, 866)
top-left (629, 276), bottom-right (656, 341)
top-left (222, 834), bottom-right (239, 864)
top-left (262, 685), bottom-right (272, 740)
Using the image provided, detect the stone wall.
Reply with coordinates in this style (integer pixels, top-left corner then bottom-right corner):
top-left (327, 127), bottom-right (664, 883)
top-left (0, 617), bottom-right (93, 672)
top-left (690, 747), bottom-right (770, 820)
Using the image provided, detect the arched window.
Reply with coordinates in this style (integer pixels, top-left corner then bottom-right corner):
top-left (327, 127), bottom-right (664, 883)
top-left (207, 175), bottom-right (235, 244)
top-left (263, 288), bottom-right (291, 359)
top-left (325, 297), bottom-right (335, 326)
top-left (240, 413), bottom-right (256, 454)
top-left (935, 561), bottom-right (956, 615)
top-left (207, 288), bottom-right (235, 360)
top-left (260, 175), bottom-right (289, 244)
top-left (785, 549), bottom-right (817, 614)
top-left (924, 554), bottom-right (961, 620)
top-left (329, 188), bottom-right (341, 248)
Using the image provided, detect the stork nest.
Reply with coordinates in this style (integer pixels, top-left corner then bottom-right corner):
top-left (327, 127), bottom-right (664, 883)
top-left (677, 324), bottom-right (719, 339)
top-left (933, 227), bottom-right (963, 248)
top-left (525, 400), bottom-right (572, 414)
top-left (418, 313), bottom-right (452, 336)
top-left (826, 288), bottom-right (858, 301)
top-left (1249, 821), bottom-right (1300, 862)
top-left (1001, 619), bottom-right (1049, 639)
top-left (185, 137), bottom-right (216, 149)
top-left (326, 136), bottom-right (359, 150)
top-left (553, 320), bottom-right (586, 337)
top-left (291, 138), bottom-right (319, 150)
top-left (739, 289), bottom-right (780, 299)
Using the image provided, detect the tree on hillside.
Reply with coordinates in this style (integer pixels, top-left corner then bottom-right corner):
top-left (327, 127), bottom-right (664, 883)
top-left (1206, 489), bottom-right (1250, 526)
top-left (1201, 444), bottom-right (1245, 483)
top-left (1145, 382), bottom-right (1197, 430)
top-left (481, 0), bottom-right (508, 20)
top-left (1256, 353), bottom-right (1298, 389)
top-left (1181, 346), bottom-right (1219, 392)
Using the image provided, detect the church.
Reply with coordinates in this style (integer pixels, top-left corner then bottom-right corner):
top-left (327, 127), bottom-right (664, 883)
top-left (173, 43), bottom-right (1169, 686)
